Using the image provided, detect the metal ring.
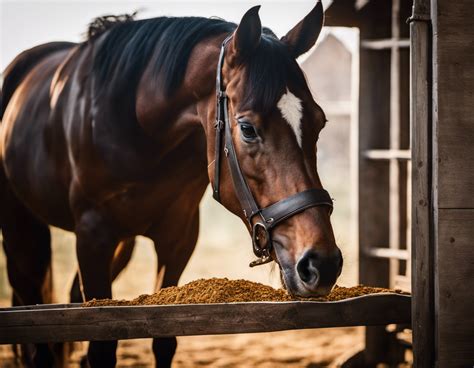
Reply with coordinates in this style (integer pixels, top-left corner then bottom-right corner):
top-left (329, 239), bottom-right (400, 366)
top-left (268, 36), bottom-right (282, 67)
top-left (252, 222), bottom-right (272, 257)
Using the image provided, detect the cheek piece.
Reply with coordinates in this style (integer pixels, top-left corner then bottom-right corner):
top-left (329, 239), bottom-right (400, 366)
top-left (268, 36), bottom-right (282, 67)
top-left (212, 35), bottom-right (333, 267)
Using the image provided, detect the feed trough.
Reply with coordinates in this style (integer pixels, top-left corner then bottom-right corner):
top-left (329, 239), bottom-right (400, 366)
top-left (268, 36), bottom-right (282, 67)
top-left (0, 293), bottom-right (411, 344)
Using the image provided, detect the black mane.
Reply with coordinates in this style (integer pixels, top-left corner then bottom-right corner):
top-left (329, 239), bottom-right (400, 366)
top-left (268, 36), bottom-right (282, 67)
top-left (91, 16), bottom-right (236, 103)
top-left (89, 14), bottom-right (303, 115)
top-left (86, 13), bottom-right (137, 40)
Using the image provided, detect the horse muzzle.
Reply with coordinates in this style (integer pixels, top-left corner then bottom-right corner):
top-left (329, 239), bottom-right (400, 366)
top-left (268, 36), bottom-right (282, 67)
top-left (274, 242), bottom-right (343, 297)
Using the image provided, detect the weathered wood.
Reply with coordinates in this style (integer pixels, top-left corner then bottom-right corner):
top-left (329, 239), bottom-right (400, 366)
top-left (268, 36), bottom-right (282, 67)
top-left (431, 0), bottom-right (474, 366)
top-left (389, 0), bottom-right (402, 291)
top-left (435, 209), bottom-right (474, 367)
top-left (366, 247), bottom-right (409, 260)
top-left (434, 0), bottom-right (474, 209)
top-left (358, 18), bottom-right (391, 291)
top-left (356, 4), bottom-right (393, 366)
top-left (361, 39), bottom-right (410, 50)
top-left (410, 0), bottom-right (434, 365)
top-left (0, 295), bottom-right (411, 344)
top-left (364, 149), bottom-right (411, 160)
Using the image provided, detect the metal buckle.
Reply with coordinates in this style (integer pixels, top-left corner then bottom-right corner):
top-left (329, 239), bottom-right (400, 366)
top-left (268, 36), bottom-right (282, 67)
top-left (214, 120), bottom-right (223, 130)
top-left (249, 223), bottom-right (272, 267)
top-left (252, 222), bottom-right (271, 258)
top-left (249, 254), bottom-right (273, 268)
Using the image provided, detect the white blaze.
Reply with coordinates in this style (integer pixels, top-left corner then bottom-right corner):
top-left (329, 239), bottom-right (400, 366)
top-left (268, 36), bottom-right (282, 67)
top-left (277, 88), bottom-right (303, 148)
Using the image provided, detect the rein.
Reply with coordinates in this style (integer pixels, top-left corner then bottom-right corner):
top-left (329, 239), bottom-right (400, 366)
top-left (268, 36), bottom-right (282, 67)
top-left (212, 35), bottom-right (334, 267)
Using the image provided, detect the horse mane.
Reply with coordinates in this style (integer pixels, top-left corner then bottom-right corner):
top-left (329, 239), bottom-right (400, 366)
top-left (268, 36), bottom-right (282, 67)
top-left (86, 12), bottom-right (137, 40)
top-left (88, 14), bottom-right (303, 115)
top-left (90, 16), bottom-right (236, 107)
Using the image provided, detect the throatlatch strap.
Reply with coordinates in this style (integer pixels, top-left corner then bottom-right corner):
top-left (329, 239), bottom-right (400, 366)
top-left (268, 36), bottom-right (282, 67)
top-left (260, 189), bottom-right (333, 228)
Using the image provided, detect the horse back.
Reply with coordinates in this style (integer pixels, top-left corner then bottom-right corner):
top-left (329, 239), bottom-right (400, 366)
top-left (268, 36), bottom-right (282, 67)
top-left (1, 42), bottom-right (77, 229)
top-left (1, 42), bottom-right (76, 120)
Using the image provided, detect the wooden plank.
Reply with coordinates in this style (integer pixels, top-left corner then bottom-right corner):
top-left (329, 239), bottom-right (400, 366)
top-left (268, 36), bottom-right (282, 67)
top-left (404, 160), bottom-right (412, 292)
top-left (364, 149), bottom-right (411, 160)
top-left (432, 1), bottom-right (474, 365)
top-left (357, 10), bottom-right (391, 291)
top-left (366, 247), bottom-right (409, 260)
top-left (389, 0), bottom-right (401, 290)
top-left (434, 0), bottom-right (474, 209)
top-left (410, 0), bottom-right (434, 365)
top-left (361, 39), bottom-right (410, 50)
top-left (0, 303), bottom-right (79, 312)
top-left (357, 4), bottom-right (393, 366)
top-left (436, 209), bottom-right (474, 367)
top-left (0, 295), bottom-right (411, 344)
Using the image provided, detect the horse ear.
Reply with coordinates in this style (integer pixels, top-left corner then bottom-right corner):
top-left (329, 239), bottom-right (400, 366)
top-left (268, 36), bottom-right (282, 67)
top-left (281, 1), bottom-right (324, 58)
top-left (228, 5), bottom-right (262, 65)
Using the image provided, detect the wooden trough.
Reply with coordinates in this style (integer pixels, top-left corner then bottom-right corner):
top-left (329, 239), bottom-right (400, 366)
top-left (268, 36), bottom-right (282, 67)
top-left (0, 293), bottom-right (410, 344)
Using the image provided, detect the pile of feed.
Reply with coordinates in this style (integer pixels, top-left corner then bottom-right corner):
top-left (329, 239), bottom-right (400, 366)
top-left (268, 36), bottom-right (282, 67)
top-left (83, 278), bottom-right (407, 307)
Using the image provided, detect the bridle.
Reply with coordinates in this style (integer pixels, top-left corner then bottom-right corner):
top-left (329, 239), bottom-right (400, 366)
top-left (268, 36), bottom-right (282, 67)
top-left (212, 35), bottom-right (334, 267)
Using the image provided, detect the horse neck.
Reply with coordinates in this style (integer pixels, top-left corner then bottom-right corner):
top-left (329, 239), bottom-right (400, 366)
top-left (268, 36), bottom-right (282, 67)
top-left (135, 34), bottom-right (229, 156)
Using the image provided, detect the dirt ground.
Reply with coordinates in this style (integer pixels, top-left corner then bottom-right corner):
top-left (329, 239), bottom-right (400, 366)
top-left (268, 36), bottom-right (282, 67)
top-left (1, 328), bottom-right (364, 367)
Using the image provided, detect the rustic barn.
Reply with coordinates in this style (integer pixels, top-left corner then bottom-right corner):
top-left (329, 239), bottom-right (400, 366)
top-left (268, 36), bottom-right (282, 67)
top-left (325, 0), bottom-right (474, 366)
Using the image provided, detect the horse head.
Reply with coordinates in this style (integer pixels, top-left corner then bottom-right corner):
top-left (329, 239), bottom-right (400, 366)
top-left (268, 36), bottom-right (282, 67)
top-left (206, 2), bottom-right (343, 297)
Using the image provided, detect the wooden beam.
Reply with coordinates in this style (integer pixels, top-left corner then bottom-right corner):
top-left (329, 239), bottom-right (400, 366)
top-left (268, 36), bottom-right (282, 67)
top-left (410, 0), bottom-right (434, 365)
top-left (361, 39), bottom-right (410, 50)
top-left (436, 209), bottom-right (474, 366)
top-left (434, 0), bottom-right (474, 208)
top-left (357, 5), bottom-right (393, 366)
top-left (389, 0), bottom-right (402, 290)
top-left (364, 149), bottom-right (411, 160)
top-left (366, 247), bottom-right (410, 260)
top-left (0, 295), bottom-right (411, 344)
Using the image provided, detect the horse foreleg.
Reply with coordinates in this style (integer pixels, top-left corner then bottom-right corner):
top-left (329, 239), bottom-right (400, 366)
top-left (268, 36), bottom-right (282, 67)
top-left (70, 237), bottom-right (135, 303)
top-left (1, 188), bottom-right (58, 367)
top-left (75, 210), bottom-right (119, 368)
top-left (150, 210), bottom-right (200, 368)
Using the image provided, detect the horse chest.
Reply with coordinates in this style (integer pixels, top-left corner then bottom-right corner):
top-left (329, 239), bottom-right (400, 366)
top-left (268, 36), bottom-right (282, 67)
top-left (92, 146), bottom-right (208, 235)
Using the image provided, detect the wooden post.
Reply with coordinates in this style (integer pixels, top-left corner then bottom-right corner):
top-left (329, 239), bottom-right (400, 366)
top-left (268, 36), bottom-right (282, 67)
top-left (431, 0), bottom-right (474, 366)
top-left (389, 0), bottom-right (401, 288)
top-left (410, 0), bottom-right (434, 366)
top-left (358, 19), bottom-right (392, 368)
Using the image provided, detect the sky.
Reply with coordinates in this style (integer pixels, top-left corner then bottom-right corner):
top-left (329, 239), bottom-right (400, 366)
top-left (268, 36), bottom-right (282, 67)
top-left (0, 0), bottom-right (358, 70)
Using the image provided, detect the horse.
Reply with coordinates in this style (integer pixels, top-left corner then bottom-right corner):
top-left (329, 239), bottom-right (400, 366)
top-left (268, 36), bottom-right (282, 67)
top-left (0, 2), bottom-right (343, 367)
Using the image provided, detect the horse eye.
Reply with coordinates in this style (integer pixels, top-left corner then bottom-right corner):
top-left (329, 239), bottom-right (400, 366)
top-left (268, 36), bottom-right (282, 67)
top-left (239, 123), bottom-right (258, 141)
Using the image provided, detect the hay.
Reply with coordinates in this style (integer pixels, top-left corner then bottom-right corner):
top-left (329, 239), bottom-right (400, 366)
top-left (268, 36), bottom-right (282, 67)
top-left (83, 278), bottom-right (407, 307)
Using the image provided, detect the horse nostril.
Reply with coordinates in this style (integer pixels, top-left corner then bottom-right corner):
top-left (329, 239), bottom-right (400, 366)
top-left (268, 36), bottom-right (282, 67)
top-left (296, 252), bottom-right (320, 286)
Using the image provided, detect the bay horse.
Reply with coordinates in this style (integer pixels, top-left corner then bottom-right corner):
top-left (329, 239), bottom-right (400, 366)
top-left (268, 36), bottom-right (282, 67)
top-left (0, 2), bottom-right (343, 367)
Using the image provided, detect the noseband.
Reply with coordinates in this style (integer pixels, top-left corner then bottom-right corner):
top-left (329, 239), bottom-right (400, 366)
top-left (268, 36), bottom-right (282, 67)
top-left (212, 35), bottom-right (333, 267)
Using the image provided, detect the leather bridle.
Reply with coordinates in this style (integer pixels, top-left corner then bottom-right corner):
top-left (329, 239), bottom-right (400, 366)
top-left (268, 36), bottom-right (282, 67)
top-left (212, 35), bottom-right (334, 267)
